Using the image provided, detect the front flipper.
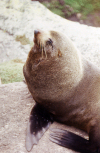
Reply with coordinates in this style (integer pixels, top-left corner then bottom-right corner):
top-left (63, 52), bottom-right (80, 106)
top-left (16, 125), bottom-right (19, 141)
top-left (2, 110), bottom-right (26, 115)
top-left (26, 103), bottom-right (53, 152)
top-left (50, 128), bottom-right (94, 153)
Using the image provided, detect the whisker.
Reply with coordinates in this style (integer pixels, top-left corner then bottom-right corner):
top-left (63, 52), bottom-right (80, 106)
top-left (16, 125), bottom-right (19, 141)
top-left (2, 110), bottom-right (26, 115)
top-left (42, 46), bottom-right (44, 58)
top-left (44, 49), bottom-right (47, 58)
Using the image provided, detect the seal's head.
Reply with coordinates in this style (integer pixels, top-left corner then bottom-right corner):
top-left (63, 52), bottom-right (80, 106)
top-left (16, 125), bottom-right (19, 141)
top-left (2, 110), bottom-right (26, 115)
top-left (32, 30), bottom-right (68, 60)
top-left (23, 30), bottom-right (83, 114)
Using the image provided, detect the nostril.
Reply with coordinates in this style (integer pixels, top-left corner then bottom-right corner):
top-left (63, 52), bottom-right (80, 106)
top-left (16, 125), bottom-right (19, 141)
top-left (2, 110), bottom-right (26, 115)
top-left (34, 30), bottom-right (40, 35)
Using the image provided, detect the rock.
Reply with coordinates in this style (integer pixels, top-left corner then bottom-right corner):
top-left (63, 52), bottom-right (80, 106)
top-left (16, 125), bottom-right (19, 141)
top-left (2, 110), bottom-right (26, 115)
top-left (76, 13), bottom-right (82, 20)
top-left (0, 30), bottom-right (30, 63)
top-left (80, 20), bottom-right (84, 24)
top-left (0, 82), bottom-right (85, 153)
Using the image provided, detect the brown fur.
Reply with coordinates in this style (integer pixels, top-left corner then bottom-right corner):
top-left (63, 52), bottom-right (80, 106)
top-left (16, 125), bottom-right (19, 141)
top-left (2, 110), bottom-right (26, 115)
top-left (23, 30), bottom-right (100, 151)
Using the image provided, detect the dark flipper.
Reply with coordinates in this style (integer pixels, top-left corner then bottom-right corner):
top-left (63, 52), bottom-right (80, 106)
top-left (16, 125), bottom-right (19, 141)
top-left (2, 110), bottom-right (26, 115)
top-left (26, 103), bottom-right (53, 151)
top-left (50, 128), bottom-right (96, 153)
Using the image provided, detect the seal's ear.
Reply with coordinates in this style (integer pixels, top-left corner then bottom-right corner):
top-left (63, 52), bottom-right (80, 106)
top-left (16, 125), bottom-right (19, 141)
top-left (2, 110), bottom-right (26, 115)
top-left (26, 103), bottom-right (53, 151)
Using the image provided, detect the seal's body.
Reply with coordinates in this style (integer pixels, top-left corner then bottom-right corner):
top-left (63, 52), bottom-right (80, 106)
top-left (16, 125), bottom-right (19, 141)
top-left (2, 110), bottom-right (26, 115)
top-left (23, 30), bottom-right (100, 153)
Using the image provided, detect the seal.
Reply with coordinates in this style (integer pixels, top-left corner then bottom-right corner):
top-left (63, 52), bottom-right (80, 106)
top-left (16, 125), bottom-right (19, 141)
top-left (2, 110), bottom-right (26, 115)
top-left (23, 30), bottom-right (100, 153)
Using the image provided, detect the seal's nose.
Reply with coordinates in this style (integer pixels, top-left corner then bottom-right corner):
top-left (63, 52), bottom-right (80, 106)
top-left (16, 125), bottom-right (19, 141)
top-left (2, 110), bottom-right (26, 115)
top-left (34, 30), bottom-right (40, 36)
top-left (34, 30), bottom-right (40, 43)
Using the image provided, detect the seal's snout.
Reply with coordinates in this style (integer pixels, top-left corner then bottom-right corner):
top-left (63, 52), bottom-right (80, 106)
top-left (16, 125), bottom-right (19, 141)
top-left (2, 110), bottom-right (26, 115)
top-left (34, 30), bottom-right (41, 44)
top-left (33, 30), bottom-right (54, 58)
top-left (34, 30), bottom-right (40, 37)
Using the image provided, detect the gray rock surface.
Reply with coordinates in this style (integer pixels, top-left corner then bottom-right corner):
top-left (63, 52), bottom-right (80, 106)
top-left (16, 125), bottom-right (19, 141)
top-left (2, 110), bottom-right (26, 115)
top-left (0, 0), bottom-right (100, 66)
top-left (0, 30), bottom-right (30, 63)
top-left (0, 82), bottom-right (87, 153)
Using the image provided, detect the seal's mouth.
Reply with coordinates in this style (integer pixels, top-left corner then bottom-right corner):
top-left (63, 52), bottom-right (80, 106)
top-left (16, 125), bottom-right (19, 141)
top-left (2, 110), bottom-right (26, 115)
top-left (33, 30), bottom-right (53, 58)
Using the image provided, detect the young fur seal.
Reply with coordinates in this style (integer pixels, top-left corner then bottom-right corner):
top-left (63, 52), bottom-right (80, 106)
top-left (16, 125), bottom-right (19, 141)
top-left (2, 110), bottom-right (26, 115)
top-left (23, 30), bottom-right (100, 153)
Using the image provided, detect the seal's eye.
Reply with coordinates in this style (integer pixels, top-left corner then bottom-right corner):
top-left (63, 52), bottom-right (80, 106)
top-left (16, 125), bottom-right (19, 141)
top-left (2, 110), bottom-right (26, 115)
top-left (46, 38), bottom-right (53, 46)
